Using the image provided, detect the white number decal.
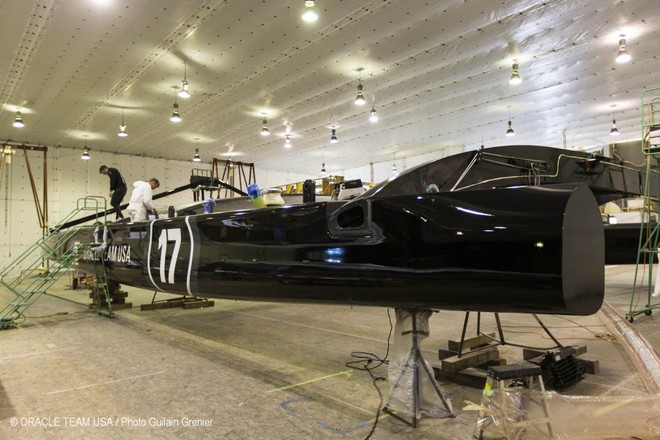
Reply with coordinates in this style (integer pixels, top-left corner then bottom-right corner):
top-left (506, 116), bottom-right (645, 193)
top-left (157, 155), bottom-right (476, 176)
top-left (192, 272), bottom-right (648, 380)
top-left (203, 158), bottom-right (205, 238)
top-left (158, 228), bottom-right (182, 284)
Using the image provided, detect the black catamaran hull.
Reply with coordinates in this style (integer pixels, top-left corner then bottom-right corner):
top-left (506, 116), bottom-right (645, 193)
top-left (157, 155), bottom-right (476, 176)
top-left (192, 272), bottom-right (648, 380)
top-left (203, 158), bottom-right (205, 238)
top-left (70, 184), bottom-right (604, 315)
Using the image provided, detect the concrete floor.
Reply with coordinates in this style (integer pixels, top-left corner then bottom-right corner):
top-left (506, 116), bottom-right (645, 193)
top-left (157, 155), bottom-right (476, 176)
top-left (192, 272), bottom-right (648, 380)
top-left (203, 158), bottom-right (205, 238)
top-left (1, 265), bottom-right (659, 439)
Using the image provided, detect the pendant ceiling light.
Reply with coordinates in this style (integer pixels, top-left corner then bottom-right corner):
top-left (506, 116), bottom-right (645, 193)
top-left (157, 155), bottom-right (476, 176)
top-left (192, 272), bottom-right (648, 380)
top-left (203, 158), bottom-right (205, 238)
top-left (615, 36), bottom-right (631, 63)
top-left (192, 148), bottom-right (201, 162)
top-left (506, 120), bottom-right (515, 137)
top-left (505, 110), bottom-right (515, 137)
top-left (320, 162), bottom-right (327, 176)
top-left (354, 67), bottom-right (366, 106)
top-left (178, 60), bottom-right (191, 99)
top-left (355, 82), bottom-right (366, 105)
top-left (284, 135), bottom-right (292, 148)
top-left (301, 0), bottom-right (318, 22)
top-left (118, 108), bottom-right (128, 137)
top-left (369, 107), bottom-right (378, 123)
top-left (509, 60), bottom-right (522, 85)
top-left (170, 89), bottom-right (182, 123)
top-left (330, 128), bottom-right (338, 143)
top-left (260, 117), bottom-right (270, 136)
top-left (81, 147), bottom-right (90, 160)
top-left (610, 112), bottom-right (620, 136)
top-left (13, 111), bottom-right (24, 128)
top-left (506, 112), bottom-right (515, 136)
top-left (170, 102), bottom-right (181, 122)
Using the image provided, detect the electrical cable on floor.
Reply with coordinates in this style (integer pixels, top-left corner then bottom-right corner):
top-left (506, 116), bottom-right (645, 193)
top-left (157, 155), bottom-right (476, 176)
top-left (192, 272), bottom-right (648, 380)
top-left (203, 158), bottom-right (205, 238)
top-left (344, 308), bottom-right (393, 440)
top-left (361, 365), bottom-right (384, 440)
top-left (29, 311), bottom-right (87, 319)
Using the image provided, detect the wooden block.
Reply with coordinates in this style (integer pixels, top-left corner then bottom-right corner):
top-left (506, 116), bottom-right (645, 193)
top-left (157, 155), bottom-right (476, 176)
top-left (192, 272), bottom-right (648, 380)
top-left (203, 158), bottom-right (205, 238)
top-left (577, 357), bottom-right (599, 374)
top-left (110, 302), bottom-right (132, 310)
top-left (434, 366), bottom-right (489, 389)
top-left (183, 300), bottom-right (215, 309)
top-left (109, 291), bottom-right (129, 298)
top-left (141, 302), bottom-right (173, 311)
top-left (439, 349), bottom-right (457, 360)
top-left (144, 299), bottom-right (186, 309)
top-left (441, 346), bottom-right (500, 373)
top-left (447, 332), bottom-right (496, 352)
top-left (140, 297), bottom-right (214, 311)
top-left (167, 299), bottom-right (186, 308)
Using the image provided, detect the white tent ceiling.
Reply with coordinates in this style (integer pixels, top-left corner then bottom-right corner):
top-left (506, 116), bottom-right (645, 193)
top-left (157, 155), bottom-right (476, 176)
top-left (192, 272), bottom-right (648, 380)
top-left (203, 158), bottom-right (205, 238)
top-left (0, 0), bottom-right (658, 175)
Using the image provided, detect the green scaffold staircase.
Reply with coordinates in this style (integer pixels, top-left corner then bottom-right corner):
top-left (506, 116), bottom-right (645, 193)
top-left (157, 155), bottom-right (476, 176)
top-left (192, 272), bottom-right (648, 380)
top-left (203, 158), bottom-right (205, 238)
top-left (629, 86), bottom-right (660, 322)
top-left (0, 196), bottom-right (114, 329)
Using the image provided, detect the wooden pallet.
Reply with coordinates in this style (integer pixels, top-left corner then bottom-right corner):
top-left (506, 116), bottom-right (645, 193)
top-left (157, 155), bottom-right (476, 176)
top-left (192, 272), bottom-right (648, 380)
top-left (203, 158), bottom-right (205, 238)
top-left (433, 332), bottom-right (504, 388)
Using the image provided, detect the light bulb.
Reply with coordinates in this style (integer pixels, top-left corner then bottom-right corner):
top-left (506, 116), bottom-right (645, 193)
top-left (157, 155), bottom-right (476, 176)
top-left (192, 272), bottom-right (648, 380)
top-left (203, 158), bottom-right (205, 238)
top-left (13, 111), bottom-right (24, 128)
top-left (509, 62), bottom-right (522, 85)
top-left (170, 103), bottom-right (181, 122)
top-left (330, 128), bottom-right (338, 143)
top-left (506, 121), bottom-right (515, 137)
top-left (178, 81), bottom-right (191, 98)
top-left (616, 38), bottom-right (631, 63)
top-left (610, 120), bottom-right (620, 136)
top-left (302, 0), bottom-right (318, 22)
top-left (354, 82), bottom-right (366, 105)
top-left (260, 118), bottom-right (270, 136)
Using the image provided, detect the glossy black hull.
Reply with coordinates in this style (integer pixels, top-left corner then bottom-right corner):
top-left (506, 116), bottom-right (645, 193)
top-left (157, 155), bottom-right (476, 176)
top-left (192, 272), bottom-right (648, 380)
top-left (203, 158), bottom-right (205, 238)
top-left (69, 184), bottom-right (604, 315)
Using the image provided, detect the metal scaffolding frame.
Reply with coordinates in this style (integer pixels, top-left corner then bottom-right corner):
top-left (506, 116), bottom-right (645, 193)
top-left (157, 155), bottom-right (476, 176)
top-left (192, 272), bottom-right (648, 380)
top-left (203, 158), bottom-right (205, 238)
top-left (629, 86), bottom-right (660, 322)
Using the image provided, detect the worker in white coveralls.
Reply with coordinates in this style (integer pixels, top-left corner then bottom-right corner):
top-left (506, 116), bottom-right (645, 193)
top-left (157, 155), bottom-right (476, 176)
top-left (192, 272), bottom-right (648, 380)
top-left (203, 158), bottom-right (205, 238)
top-left (127, 177), bottom-right (160, 222)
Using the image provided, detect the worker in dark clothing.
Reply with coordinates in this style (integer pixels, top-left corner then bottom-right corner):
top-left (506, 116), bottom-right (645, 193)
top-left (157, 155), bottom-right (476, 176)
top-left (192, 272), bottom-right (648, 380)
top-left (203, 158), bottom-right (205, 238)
top-left (99, 165), bottom-right (127, 220)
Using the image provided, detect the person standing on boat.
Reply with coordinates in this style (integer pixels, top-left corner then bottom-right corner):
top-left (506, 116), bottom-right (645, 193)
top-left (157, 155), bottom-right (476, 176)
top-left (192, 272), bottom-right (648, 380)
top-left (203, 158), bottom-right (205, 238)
top-left (99, 165), bottom-right (127, 220)
top-left (126, 178), bottom-right (160, 222)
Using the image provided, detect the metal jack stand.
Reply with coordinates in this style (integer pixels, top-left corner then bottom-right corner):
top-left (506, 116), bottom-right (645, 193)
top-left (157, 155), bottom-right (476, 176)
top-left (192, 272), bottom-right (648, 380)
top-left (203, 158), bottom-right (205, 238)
top-left (383, 309), bottom-right (453, 427)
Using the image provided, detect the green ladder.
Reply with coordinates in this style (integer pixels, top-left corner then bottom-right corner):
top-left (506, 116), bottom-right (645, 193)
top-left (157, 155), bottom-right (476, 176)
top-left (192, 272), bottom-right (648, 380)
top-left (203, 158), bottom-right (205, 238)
top-left (629, 86), bottom-right (660, 322)
top-left (0, 196), bottom-right (114, 329)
